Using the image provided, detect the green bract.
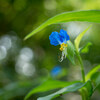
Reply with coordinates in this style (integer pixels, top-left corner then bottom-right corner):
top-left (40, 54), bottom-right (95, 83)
top-left (74, 25), bottom-right (92, 52)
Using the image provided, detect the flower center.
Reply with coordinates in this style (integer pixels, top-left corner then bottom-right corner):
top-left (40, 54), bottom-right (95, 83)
top-left (59, 43), bottom-right (67, 51)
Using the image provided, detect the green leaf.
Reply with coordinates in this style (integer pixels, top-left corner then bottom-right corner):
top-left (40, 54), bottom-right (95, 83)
top-left (37, 81), bottom-right (91, 100)
top-left (85, 65), bottom-right (100, 81)
top-left (92, 72), bottom-right (100, 85)
top-left (80, 42), bottom-right (92, 53)
top-left (74, 25), bottom-right (92, 52)
top-left (82, 81), bottom-right (93, 96)
top-left (85, 65), bottom-right (100, 93)
top-left (24, 80), bottom-right (80, 100)
top-left (67, 41), bottom-right (75, 65)
top-left (80, 81), bottom-right (93, 100)
top-left (24, 10), bottom-right (100, 40)
top-left (85, 80), bottom-right (93, 97)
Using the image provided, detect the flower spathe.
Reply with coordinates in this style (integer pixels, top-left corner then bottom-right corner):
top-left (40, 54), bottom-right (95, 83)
top-left (49, 29), bottom-right (70, 51)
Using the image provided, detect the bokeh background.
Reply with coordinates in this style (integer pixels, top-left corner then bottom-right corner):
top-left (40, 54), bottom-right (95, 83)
top-left (0, 0), bottom-right (100, 100)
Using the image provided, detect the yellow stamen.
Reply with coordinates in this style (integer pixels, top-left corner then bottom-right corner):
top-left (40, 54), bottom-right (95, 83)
top-left (60, 47), bottom-right (64, 51)
top-left (59, 43), bottom-right (67, 51)
top-left (64, 44), bottom-right (67, 47)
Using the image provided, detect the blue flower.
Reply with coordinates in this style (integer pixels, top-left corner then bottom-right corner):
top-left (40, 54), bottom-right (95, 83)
top-left (49, 29), bottom-right (70, 51)
top-left (51, 66), bottom-right (62, 77)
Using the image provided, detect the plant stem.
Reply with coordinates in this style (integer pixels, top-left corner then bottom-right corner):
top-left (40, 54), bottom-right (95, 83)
top-left (80, 89), bottom-right (88, 100)
top-left (75, 50), bottom-right (86, 100)
top-left (80, 89), bottom-right (85, 100)
top-left (76, 51), bottom-right (85, 83)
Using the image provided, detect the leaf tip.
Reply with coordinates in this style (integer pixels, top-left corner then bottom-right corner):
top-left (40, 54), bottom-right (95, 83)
top-left (24, 36), bottom-right (28, 41)
top-left (24, 96), bottom-right (28, 100)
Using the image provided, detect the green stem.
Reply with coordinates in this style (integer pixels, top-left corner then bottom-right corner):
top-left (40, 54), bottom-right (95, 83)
top-left (76, 51), bottom-right (86, 100)
top-left (76, 51), bottom-right (85, 83)
top-left (75, 48), bottom-right (87, 100)
top-left (80, 89), bottom-right (88, 100)
top-left (80, 89), bottom-right (86, 100)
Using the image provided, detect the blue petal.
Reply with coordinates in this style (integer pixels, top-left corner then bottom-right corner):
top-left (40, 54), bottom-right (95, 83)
top-left (59, 29), bottom-right (70, 42)
top-left (49, 32), bottom-right (60, 46)
top-left (49, 30), bottom-right (70, 46)
top-left (51, 66), bottom-right (61, 76)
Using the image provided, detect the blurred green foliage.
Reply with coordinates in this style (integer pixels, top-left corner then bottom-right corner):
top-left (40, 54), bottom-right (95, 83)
top-left (0, 0), bottom-right (100, 100)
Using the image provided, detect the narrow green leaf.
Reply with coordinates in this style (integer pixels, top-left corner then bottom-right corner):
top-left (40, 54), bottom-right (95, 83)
top-left (37, 81), bottom-right (91, 100)
top-left (74, 25), bottom-right (92, 51)
top-left (24, 80), bottom-right (80, 100)
top-left (24, 10), bottom-right (100, 40)
top-left (80, 81), bottom-right (93, 100)
top-left (82, 81), bottom-right (93, 96)
top-left (85, 65), bottom-right (100, 95)
top-left (91, 72), bottom-right (100, 91)
top-left (80, 42), bottom-right (92, 53)
top-left (85, 65), bottom-right (100, 81)
top-left (85, 81), bottom-right (93, 96)
top-left (67, 41), bottom-right (75, 65)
